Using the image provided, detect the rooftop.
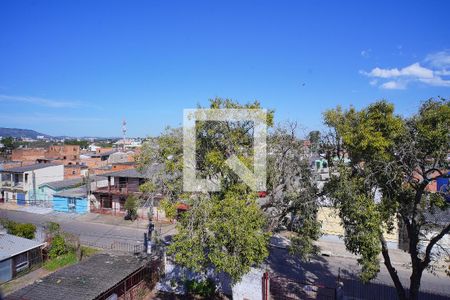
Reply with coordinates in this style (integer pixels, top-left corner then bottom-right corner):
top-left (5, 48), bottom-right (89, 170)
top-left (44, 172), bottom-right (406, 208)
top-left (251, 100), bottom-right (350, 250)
top-left (41, 175), bottom-right (106, 190)
top-left (0, 232), bottom-right (44, 261)
top-left (0, 163), bottom-right (61, 173)
top-left (102, 168), bottom-right (147, 179)
top-left (6, 253), bottom-right (149, 300)
top-left (54, 186), bottom-right (87, 198)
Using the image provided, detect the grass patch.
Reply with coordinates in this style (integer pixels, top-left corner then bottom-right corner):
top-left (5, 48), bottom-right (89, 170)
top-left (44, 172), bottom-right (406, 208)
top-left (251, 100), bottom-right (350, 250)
top-left (81, 246), bottom-right (99, 257)
top-left (43, 252), bottom-right (77, 271)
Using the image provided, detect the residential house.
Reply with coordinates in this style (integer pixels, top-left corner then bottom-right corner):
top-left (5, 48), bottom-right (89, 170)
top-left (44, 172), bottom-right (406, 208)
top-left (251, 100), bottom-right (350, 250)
top-left (91, 169), bottom-right (146, 216)
top-left (11, 145), bottom-right (80, 166)
top-left (64, 164), bottom-right (88, 179)
top-left (0, 229), bottom-right (44, 283)
top-left (0, 163), bottom-right (64, 204)
top-left (53, 186), bottom-right (89, 214)
top-left (6, 253), bottom-right (161, 300)
top-left (36, 175), bottom-right (108, 202)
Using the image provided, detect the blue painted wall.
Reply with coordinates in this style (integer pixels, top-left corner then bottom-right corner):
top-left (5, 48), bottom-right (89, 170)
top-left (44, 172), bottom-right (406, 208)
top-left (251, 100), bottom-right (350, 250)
top-left (53, 196), bottom-right (88, 214)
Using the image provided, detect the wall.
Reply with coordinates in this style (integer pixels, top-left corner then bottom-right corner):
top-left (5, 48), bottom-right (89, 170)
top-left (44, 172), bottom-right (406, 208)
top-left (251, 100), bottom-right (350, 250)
top-left (11, 148), bottom-right (46, 161)
top-left (318, 206), bottom-right (399, 245)
top-left (232, 268), bottom-right (263, 300)
top-left (53, 196), bottom-right (88, 213)
top-left (25, 165), bottom-right (64, 200)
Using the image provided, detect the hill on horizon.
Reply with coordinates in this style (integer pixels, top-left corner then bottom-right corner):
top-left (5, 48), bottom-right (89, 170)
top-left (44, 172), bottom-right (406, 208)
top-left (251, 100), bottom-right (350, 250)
top-left (0, 127), bottom-right (52, 139)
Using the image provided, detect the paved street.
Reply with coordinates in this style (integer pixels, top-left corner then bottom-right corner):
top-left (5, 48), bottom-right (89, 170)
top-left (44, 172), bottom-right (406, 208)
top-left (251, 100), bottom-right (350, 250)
top-left (268, 246), bottom-right (450, 299)
top-left (0, 208), bottom-right (176, 248)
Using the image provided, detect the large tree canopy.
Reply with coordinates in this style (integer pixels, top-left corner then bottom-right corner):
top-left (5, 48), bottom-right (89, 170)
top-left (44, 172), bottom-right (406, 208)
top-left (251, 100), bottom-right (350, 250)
top-left (323, 98), bottom-right (450, 300)
top-left (137, 98), bottom-right (322, 284)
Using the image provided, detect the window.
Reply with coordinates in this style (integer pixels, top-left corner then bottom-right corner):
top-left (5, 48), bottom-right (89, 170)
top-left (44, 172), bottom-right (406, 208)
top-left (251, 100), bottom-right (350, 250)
top-left (102, 197), bottom-right (112, 209)
top-left (24, 174), bottom-right (28, 184)
top-left (15, 252), bottom-right (29, 272)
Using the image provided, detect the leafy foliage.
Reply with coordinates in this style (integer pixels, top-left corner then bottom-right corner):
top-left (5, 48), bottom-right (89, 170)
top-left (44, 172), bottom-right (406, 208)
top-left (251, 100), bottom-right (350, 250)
top-left (137, 98), bottom-right (271, 283)
top-left (124, 195), bottom-right (140, 219)
top-left (0, 218), bottom-right (36, 239)
top-left (185, 278), bottom-right (216, 297)
top-left (323, 98), bottom-right (450, 300)
top-left (48, 234), bottom-right (69, 259)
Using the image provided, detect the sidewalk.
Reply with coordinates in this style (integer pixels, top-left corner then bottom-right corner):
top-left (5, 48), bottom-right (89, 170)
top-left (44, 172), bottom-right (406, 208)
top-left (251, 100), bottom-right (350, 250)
top-left (270, 233), bottom-right (413, 267)
top-left (0, 203), bottom-right (176, 233)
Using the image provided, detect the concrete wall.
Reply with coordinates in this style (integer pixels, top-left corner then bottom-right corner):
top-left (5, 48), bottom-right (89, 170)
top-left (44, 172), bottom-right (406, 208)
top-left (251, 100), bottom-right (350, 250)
top-left (25, 165), bottom-right (64, 200)
top-left (318, 206), bottom-right (399, 244)
top-left (232, 268), bottom-right (264, 300)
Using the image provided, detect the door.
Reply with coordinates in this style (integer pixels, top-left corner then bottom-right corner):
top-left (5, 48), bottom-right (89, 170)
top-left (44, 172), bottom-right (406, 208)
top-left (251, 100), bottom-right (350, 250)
top-left (17, 193), bottom-right (26, 205)
top-left (0, 259), bottom-right (12, 283)
top-left (68, 198), bottom-right (76, 212)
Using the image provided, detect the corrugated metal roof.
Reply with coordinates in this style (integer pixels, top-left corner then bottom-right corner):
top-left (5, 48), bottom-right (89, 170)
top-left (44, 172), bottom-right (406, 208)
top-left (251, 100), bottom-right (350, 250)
top-left (0, 233), bottom-right (44, 261)
top-left (54, 186), bottom-right (87, 198)
top-left (42, 175), bottom-right (107, 190)
top-left (7, 253), bottom-right (149, 300)
top-left (1, 163), bottom-right (61, 173)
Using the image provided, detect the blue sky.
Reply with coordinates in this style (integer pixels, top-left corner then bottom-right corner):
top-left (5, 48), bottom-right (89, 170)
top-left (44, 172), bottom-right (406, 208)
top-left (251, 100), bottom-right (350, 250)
top-left (0, 0), bottom-right (449, 137)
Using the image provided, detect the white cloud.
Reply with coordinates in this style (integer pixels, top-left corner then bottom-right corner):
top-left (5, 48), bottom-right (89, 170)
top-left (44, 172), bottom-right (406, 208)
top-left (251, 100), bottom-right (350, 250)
top-left (366, 63), bottom-right (433, 79)
top-left (380, 81), bottom-right (406, 90)
top-left (361, 52), bottom-right (450, 89)
top-left (425, 50), bottom-right (450, 68)
top-left (0, 94), bottom-right (83, 108)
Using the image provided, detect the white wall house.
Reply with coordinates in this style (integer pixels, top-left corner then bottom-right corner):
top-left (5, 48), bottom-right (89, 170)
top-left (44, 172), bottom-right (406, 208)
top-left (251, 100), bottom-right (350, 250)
top-left (0, 163), bottom-right (64, 203)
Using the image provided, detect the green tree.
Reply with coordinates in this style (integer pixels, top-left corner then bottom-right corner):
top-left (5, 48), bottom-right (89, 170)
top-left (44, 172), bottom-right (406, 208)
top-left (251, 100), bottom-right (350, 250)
top-left (124, 195), bottom-right (140, 220)
top-left (323, 99), bottom-right (450, 300)
top-left (137, 98), bottom-right (272, 283)
top-left (307, 130), bottom-right (321, 153)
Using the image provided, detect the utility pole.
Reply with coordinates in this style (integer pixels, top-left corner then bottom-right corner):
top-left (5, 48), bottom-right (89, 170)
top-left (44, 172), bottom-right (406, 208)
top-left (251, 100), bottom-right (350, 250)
top-left (32, 171), bottom-right (37, 206)
top-left (122, 118), bottom-right (127, 152)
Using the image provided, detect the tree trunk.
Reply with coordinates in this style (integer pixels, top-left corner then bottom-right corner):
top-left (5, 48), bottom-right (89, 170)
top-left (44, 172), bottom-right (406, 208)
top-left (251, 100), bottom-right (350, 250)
top-left (380, 236), bottom-right (407, 300)
top-left (409, 266), bottom-right (424, 300)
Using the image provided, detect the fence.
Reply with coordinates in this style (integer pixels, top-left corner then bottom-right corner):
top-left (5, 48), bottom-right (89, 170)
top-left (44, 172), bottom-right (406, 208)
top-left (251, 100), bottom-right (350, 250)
top-left (81, 239), bottom-right (145, 254)
top-left (340, 275), bottom-right (450, 300)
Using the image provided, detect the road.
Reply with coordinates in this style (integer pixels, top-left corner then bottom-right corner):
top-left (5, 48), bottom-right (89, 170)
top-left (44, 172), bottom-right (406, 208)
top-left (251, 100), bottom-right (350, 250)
top-left (3, 208), bottom-right (449, 299)
top-left (0, 209), bottom-right (174, 249)
top-left (268, 246), bottom-right (450, 299)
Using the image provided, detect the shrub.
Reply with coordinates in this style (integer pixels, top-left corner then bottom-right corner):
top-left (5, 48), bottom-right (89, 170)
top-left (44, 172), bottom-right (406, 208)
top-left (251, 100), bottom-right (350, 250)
top-left (45, 221), bottom-right (61, 235)
top-left (0, 219), bottom-right (36, 239)
top-left (124, 195), bottom-right (139, 220)
top-left (185, 278), bottom-right (216, 297)
top-left (48, 234), bottom-right (68, 259)
top-left (160, 198), bottom-right (177, 220)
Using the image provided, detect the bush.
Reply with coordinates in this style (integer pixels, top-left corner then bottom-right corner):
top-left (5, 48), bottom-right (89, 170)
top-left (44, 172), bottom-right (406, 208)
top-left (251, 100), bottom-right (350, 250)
top-left (160, 198), bottom-right (177, 220)
top-left (124, 195), bottom-right (139, 220)
top-left (45, 221), bottom-right (61, 235)
top-left (0, 218), bottom-right (36, 239)
top-left (185, 279), bottom-right (216, 297)
top-left (48, 234), bottom-right (69, 259)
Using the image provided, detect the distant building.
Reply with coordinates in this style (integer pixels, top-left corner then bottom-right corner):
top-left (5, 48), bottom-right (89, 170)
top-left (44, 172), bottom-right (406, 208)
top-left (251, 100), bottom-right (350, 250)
top-left (0, 163), bottom-right (64, 203)
top-left (91, 168), bottom-right (147, 216)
